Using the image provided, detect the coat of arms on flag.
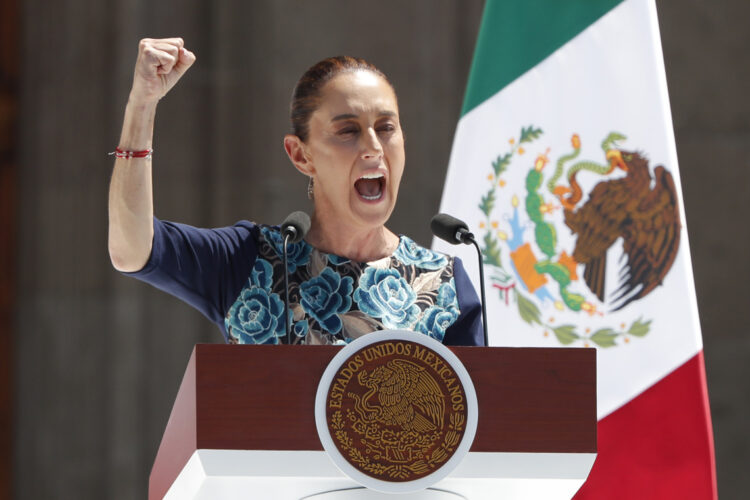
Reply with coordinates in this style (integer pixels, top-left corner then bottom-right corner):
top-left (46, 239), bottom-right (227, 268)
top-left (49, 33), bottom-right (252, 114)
top-left (477, 127), bottom-right (680, 349)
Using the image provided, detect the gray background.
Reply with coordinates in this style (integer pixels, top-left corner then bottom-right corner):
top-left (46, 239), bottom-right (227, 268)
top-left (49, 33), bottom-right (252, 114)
top-left (14, 0), bottom-right (748, 498)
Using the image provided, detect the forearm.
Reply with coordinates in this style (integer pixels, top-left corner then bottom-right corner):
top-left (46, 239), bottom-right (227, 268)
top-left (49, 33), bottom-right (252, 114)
top-left (108, 96), bottom-right (157, 272)
top-left (108, 37), bottom-right (195, 272)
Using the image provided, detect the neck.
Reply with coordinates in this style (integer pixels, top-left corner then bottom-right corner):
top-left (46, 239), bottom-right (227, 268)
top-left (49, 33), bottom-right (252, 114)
top-left (305, 212), bottom-right (399, 262)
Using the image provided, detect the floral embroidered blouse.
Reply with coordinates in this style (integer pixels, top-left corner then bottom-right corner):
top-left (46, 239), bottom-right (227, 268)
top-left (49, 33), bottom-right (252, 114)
top-left (125, 218), bottom-right (483, 346)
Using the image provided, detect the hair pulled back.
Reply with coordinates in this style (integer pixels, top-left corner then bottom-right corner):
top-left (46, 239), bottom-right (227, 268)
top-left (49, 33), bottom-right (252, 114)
top-left (290, 56), bottom-right (392, 142)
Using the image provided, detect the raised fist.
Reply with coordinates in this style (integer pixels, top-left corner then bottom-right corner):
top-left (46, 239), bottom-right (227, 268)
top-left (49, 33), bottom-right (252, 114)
top-left (130, 37), bottom-right (196, 104)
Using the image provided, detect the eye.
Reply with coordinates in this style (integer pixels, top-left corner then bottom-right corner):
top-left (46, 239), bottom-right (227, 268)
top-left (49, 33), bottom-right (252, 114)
top-left (337, 125), bottom-right (359, 136)
top-left (376, 122), bottom-right (396, 134)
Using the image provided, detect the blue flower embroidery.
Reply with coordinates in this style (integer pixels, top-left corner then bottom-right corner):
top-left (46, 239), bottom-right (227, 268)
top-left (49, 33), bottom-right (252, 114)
top-left (251, 256), bottom-right (274, 290)
top-left (300, 268), bottom-right (354, 334)
top-left (415, 307), bottom-right (458, 341)
top-left (226, 260), bottom-right (286, 344)
top-left (354, 267), bottom-right (420, 330)
top-left (261, 226), bottom-right (312, 273)
top-left (394, 236), bottom-right (448, 270)
top-left (415, 280), bottom-right (460, 341)
top-left (437, 280), bottom-right (459, 311)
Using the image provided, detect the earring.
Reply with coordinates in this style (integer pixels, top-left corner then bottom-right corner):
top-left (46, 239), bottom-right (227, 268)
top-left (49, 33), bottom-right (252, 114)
top-left (307, 177), bottom-right (314, 200)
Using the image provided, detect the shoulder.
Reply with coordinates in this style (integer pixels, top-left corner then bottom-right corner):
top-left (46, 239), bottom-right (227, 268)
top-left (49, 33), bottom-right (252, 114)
top-left (393, 235), bottom-right (451, 271)
top-left (209, 219), bottom-right (260, 242)
top-left (255, 223), bottom-right (313, 265)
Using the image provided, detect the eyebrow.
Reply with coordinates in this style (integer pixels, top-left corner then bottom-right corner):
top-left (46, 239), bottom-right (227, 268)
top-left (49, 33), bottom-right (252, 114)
top-left (331, 111), bottom-right (397, 122)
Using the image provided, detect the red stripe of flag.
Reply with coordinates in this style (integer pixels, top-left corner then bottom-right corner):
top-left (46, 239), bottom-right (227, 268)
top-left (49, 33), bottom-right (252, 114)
top-left (575, 351), bottom-right (717, 499)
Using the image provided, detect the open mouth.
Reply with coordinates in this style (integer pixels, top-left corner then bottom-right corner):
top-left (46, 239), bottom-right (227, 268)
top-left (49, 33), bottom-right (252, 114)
top-left (354, 172), bottom-right (385, 201)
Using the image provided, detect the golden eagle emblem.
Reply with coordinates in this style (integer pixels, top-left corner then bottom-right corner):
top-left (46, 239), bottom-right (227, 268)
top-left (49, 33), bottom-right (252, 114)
top-left (325, 339), bottom-right (468, 481)
top-left (351, 359), bottom-right (445, 433)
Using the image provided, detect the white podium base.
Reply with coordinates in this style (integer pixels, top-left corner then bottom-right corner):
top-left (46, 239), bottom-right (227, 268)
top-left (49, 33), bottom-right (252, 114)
top-left (163, 450), bottom-right (596, 500)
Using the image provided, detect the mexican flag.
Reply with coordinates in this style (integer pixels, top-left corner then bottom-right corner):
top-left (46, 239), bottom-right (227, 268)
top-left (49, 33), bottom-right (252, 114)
top-left (434, 0), bottom-right (717, 497)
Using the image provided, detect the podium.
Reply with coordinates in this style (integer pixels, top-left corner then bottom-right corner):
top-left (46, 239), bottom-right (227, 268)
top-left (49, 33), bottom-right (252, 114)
top-left (150, 344), bottom-right (596, 499)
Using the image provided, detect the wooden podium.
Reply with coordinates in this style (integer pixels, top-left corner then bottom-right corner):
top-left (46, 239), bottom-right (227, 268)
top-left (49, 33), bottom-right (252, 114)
top-left (150, 344), bottom-right (596, 499)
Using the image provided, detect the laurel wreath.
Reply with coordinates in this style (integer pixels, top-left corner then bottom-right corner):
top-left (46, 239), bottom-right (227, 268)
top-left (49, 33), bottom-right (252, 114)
top-left (329, 409), bottom-right (465, 480)
top-left (427, 412), bottom-right (464, 467)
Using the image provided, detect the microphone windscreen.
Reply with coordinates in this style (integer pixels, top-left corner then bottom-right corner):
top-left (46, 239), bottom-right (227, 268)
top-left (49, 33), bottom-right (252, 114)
top-left (431, 213), bottom-right (469, 245)
top-left (281, 211), bottom-right (311, 244)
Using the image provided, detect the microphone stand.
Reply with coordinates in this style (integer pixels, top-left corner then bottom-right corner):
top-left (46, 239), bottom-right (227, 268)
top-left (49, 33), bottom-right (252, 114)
top-left (469, 238), bottom-right (489, 347)
top-left (283, 234), bottom-right (292, 344)
top-left (279, 211), bottom-right (310, 345)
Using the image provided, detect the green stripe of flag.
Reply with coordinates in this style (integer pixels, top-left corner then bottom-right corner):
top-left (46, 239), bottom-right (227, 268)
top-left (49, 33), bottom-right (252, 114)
top-left (462, 0), bottom-right (624, 116)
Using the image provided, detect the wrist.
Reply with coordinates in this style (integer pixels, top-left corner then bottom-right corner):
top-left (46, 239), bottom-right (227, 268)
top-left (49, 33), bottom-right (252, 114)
top-left (110, 147), bottom-right (153, 159)
top-left (119, 97), bottom-right (157, 151)
top-left (126, 91), bottom-right (160, 111)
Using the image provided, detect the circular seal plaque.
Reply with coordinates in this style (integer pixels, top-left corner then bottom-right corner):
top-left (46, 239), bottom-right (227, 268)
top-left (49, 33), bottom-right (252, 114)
top-left (315, 330), bottom-right (478, 493)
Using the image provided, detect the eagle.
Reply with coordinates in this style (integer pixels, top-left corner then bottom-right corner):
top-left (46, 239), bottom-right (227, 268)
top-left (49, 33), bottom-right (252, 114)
top-left (563, 150), bottom-right (681, 311)
top-left (351, 359), bottom-right (445, 433)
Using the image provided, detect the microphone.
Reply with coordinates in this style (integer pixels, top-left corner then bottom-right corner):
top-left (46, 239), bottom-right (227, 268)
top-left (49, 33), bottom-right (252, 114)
top-left (431, 213), bottom-right (489, 346)
top-left (281, 211), bottom-right (311, 244)
top-left (280, 211), bottom-right (311, 343)
top-left (430, 213), bottom-right (475, 245)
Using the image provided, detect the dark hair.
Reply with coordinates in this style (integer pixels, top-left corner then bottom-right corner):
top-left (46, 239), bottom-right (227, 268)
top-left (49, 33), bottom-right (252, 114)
top-left (290, 56), bottom-right (393, 142)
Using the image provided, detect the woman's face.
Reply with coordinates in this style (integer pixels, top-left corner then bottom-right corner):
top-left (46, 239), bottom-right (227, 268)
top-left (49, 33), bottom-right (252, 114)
top-left (304, 70), bottom-right (405, 232)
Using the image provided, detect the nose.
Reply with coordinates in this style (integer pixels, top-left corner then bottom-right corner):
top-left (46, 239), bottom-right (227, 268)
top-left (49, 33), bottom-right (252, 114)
top-left (360, 128), bottom-right (383, 160)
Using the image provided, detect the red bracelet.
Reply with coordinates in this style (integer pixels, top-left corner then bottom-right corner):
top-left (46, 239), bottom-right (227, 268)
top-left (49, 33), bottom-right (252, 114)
top-left (109, 147), bottom-right (153, 159)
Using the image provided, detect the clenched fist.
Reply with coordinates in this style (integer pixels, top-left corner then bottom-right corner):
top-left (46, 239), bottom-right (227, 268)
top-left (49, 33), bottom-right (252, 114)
top-left (130, 37), bottom-right (196, 104)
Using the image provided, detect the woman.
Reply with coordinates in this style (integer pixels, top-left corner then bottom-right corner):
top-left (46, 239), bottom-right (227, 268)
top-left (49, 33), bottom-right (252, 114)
top-left (109, 37), bottom-right (483, 346)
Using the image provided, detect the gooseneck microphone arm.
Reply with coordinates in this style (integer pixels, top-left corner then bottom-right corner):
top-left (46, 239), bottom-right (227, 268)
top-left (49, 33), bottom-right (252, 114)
top-left (431, 213), bottom-right (489, 346)
top-left (280, 211), bottom-right (311, 344)
top-left (469, 238), bottom-right (489, 347)
top-left (283, 236), bottom-right (292, 343)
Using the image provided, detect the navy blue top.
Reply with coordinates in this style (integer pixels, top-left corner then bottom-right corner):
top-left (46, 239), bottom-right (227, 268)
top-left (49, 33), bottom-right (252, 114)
top-left (125, 218), bottom-right (484, 346)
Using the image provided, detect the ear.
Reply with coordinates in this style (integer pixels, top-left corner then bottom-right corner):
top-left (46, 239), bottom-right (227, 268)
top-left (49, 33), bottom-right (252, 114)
top-left (283, 134), bottom-right (315, 176)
